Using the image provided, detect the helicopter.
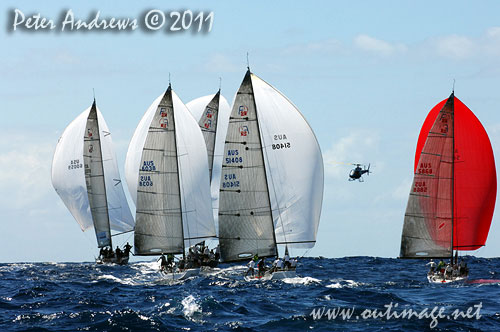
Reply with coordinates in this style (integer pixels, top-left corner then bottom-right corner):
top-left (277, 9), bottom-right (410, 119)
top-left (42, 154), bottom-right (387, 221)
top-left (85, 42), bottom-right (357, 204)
top-left (349, 163), bottom-right (371, 182)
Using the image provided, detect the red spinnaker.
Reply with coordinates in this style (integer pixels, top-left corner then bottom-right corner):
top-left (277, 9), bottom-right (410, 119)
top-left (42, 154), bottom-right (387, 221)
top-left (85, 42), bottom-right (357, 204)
top-left (414, 96), bottom-right (497, 250)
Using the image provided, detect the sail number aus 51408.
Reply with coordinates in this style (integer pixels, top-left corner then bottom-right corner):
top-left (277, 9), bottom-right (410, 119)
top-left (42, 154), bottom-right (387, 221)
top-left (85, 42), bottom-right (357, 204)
top-left (226, 149), bottom-right (243, 164)
top-left (272, 142), bottom-right (291, 150)
top-left (222, 173), bottom-right (240, 188)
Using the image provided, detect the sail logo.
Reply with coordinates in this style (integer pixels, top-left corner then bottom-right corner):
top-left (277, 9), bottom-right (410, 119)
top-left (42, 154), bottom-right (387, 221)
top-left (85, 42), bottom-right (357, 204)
top-left (87, 129), bottom-right (93, 138)
top-left (139, 175), bottom-right (153, 187)
top-left (88, 144), bottom-right (94, 153)
top-left (159, 107), bottom-right (168, 117)
top-left (238, 105), bottom-right (248, 116)
top-left (141, 160), bottom-right (156, 171)
top-left (68, 159), bottom-right (82, 170)
top-left (204, 119), bottom-right (212, 129)
top-left (240, 125), bottom-right (249, 136)
top-left (159, 117), bottom-right (169, 128)
top-left (206, 109), bottom-right (213, 119)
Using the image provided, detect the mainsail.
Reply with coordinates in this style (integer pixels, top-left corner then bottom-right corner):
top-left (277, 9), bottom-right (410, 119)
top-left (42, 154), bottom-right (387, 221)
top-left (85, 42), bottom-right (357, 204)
top-left (51, 101), bottom-right (135, 248)
top-left (125, 86), bottom-right (216, 255)
top-left (400, 93), bottom-right (496, 258)
top-left (218, 70), bottom-right (324, 262)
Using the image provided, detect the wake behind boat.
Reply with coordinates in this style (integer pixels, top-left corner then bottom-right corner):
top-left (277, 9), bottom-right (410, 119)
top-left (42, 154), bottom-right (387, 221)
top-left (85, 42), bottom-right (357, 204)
top-left (218, 68), bottom-right (324, 280)
top-left (399, 92), bottom-right (496, 284)
top-left (51, 99), bottom-right (135, 263)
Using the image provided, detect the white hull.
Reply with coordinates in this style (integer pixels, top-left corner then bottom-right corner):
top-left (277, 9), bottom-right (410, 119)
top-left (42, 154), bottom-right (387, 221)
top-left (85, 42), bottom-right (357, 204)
top-left (96, 256), bottom-right (129, 265)
top-left (161, 268), bottom-right (200, 280)
top-left (427, 274), bottom-right (468, 284)
top-left (244, 269), bottom-right (296, 281)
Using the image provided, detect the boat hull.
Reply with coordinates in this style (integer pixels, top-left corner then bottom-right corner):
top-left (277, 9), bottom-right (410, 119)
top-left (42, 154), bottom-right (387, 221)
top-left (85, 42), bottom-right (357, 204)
top-left (95, 256), bottom-right (129, 265)
top-left (244, 268), bottom-right (297, 281)
top-left (161, 268), bottom-right (200, 280)
top-left (427, 274), bottom-right (468, 284)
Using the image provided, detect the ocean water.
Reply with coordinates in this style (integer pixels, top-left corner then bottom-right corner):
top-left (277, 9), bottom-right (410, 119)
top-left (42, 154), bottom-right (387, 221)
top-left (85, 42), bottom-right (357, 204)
top-left (1, 257), bottom-right (499, 331)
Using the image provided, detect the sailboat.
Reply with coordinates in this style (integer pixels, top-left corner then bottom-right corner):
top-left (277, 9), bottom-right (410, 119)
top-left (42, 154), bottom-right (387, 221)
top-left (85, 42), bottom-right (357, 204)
top-left (51, 100), bottom-right (135, 264)
top-left (400, 92), bottom-right (497, 283)
top-left (218, 69), bottom-right (324, 280)
top-left (186, 90), bottom-right (231, 185)
top-left (124, 85), bottom-right (217, 280)
top-left (186, 90), bottom-right (231, 267)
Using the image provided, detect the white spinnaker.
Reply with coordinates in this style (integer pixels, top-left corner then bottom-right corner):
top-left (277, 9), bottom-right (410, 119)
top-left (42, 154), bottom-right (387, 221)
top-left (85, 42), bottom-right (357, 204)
top-left (173, 91), bottom-right (217, 247)
top-left (186, 93), bottom-right (230, 233)
top-left (125, 95), bottom-right (163, 206)
top-left (126, 91), bottom-right (216, 248)
top-left (51, 106), bottom-right (135, 234)
top-left (252, 74), bottom-right (324, 248)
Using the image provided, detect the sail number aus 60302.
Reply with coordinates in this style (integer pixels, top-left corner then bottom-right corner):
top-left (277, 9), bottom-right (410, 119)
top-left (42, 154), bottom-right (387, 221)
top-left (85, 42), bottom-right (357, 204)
top-left (68, 159), bottom-right (82, 170)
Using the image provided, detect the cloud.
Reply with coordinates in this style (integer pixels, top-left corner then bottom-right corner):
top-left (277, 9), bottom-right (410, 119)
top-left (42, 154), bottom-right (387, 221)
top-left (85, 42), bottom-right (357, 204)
top-left (0, 131), bottom-right (55, 211)
top-left (323, 130), bottom-right (380, 179)
top-left (429, 34), bottom-right (476, 60)
top-left (281, 38), bottom-right (344, 56)
top-left (354, 34), bottom-right (407, 56)
top-left (203, 53), bottom-right (241, 73)
top-left (391, 177), bottom-right (413, 201)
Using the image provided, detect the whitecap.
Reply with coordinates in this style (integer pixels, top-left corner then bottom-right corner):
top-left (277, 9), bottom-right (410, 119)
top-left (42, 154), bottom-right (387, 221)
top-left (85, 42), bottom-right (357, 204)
top-left (282, 276), bottom-right (321, 285)
top-left (182, 295), bottom-right (201, 318)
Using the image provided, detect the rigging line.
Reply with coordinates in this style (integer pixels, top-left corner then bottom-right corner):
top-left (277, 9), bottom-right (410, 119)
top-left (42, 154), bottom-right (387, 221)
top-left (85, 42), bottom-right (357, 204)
top-left (246, 52), bottom-right (250, 70)
top-left (111, 229), bottom-right (134, 237)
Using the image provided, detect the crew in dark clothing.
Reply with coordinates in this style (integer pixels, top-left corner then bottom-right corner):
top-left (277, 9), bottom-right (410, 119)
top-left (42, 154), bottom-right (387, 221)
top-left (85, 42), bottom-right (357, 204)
top-left (159, 253), bottom-right (168, 271)
top-left (123, 242), bottom-right (132, 256)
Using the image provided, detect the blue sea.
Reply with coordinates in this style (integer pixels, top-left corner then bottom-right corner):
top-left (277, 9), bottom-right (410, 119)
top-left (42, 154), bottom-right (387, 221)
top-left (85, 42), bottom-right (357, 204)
top-left (1, 257), bottom-right (499, 331)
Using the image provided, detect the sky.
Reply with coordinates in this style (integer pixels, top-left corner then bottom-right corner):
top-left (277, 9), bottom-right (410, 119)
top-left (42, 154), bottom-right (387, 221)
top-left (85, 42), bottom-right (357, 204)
top-left (2, 1), bottom-right (500, 262)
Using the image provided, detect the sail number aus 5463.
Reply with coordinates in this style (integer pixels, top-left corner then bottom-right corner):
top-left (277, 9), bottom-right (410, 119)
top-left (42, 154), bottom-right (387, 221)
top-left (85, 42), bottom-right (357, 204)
top-left (413, 181), bottom-right (427, 193)
top-left (417, 162), bottom-right (432, 175)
